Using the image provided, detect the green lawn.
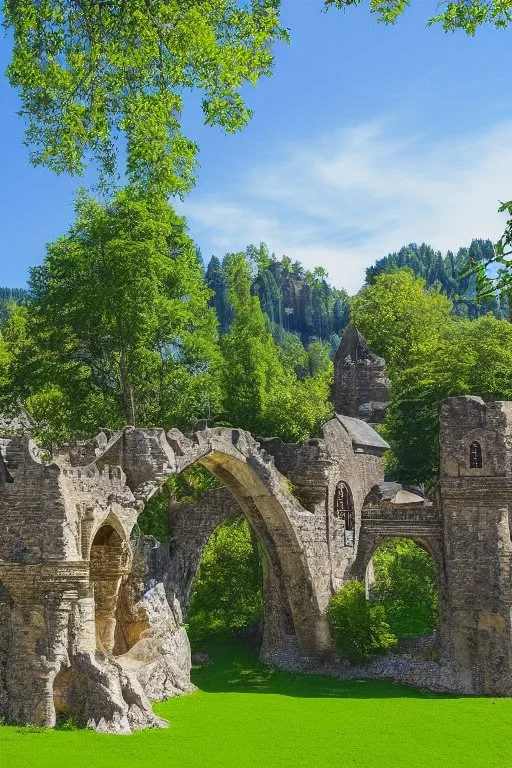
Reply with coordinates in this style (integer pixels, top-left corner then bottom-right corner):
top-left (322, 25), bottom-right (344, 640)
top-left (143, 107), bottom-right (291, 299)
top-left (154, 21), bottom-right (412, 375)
top-left (1, 642), bottom-right (511, 768)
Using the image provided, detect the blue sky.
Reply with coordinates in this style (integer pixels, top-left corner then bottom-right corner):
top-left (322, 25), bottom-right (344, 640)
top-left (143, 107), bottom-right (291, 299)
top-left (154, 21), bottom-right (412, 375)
top-left (1, 1), bottom-right (511, 293)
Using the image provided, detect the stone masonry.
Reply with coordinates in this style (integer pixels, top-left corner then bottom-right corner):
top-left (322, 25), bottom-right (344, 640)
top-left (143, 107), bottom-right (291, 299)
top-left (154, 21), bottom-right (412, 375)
top-left (0, 327), bottom-right (510, 732)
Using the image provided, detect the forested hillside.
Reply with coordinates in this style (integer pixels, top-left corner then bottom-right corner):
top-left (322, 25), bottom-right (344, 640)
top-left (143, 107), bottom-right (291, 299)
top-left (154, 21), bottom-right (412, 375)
top-left (366, 240), bottom-right (509, 320)
top-left (206, 243), bottom-right (350, 353)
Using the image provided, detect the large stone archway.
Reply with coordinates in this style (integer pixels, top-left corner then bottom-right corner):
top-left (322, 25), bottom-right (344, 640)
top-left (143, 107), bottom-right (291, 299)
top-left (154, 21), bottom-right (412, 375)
top-left (90, 425), bottom-right (335, 659)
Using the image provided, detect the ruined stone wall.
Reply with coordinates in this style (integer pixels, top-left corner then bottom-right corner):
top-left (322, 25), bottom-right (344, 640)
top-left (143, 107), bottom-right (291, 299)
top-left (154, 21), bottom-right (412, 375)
top-left (2, 422), bottom-right (367, 730)
top-left (0, 397), bottom-right (510, 733)
top-left (438, 397), bottom-right (512, 695)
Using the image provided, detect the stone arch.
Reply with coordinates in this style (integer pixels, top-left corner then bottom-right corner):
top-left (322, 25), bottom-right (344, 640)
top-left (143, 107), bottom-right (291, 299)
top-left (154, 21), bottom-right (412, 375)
top-left (350, 533), bottom-right (447, 652)
top-left (166, 485), bottom-right (295, 659)
top-left (194, 452), bottom-right (325, 657)
top-left (122, 427), bottom-right (332, 658)
top-left (89, 522), bottom-right (131, 654)
top-left (87, 511), bottom-right (130, 559)
top-left (166, 487), bottom-right (241, 618)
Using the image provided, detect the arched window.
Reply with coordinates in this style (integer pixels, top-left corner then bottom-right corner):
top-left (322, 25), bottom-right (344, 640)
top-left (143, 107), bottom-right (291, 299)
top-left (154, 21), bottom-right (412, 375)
top-left (470, 441), bottom-right (483, 469)
top-left (334, 482), bottom-right (355, 546)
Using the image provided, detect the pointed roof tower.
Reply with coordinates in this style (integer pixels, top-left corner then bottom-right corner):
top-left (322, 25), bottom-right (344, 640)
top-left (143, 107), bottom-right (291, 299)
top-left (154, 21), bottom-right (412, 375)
top-left (332, 325), bottom-right (390, 424)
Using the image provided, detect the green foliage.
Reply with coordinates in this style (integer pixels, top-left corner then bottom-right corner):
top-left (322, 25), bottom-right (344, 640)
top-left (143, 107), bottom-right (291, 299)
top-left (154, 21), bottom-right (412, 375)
top-left (136, 484), bottom-right (171, 542)
top-left (250, 246), bottom-right (350, 350)
top-left (365, 240), bottom-right (508, 320)
top-left (327, 581), bottom-right (397, 663)
top-left (25, 385), bottom-right (73, 452)
top-left (0, 331), bottom-right (10, 390)
top-left (205, 244), bottom-right (350, 351)
top-left (187, 517), bottom-right (263, 641)
top-left (370, 539), bottom-right (438, 639)
top-left (323, 0), bottom-right (512, 34)
top-left (3, 189), bottom-right (222, 443)
top-left (205, 256), bottom-right (233, 334)
top-left (4, 0), bottom-right (287, 197)
top-left (352, 270), bottom-right (512, 485)
top-left (168, 464), bottom-right (221, 503)
top-left (488, 201), bottom-right (512, 309)
top-left (352, 270), bottom-right (453, 372)
top-left (54, 715), bottom-right (79, 731)
top-left (386, 312), bottom-right (512, 485)
top-left (0, 287), bottom-right (29, 327)
top-left (220, 252), bottom-right (332, 441)
top-left (134, 466), bottom-right (221, 541)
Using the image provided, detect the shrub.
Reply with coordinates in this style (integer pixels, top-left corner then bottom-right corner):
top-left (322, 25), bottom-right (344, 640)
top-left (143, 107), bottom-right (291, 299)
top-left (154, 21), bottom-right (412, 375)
top-left (327, 581), bottom-right (397, 663)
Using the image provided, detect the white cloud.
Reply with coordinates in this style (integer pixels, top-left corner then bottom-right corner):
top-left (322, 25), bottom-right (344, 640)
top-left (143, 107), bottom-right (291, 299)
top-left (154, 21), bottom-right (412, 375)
top-left (181, 117), bottom-right (512, 294)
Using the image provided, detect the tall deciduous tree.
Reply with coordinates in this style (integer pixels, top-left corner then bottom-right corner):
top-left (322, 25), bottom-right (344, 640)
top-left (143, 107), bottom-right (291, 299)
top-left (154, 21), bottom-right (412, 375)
top-left (4, 188), bottom-right (222, 442)
top-left (0, 331), bottom-right (9, 391)
top-left (3, 0), bottom-right (287, 196)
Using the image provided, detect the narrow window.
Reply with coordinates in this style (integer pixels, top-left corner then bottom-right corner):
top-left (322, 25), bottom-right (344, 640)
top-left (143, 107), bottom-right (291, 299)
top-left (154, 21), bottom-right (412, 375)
top-left (470, 441), bottom-right (482, 469)
top-left (334, 482), bottom-right (355, 546)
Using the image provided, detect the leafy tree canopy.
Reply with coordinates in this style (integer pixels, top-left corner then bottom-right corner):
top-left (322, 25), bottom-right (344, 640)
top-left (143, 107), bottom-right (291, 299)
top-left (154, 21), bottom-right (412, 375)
top-left (352, 269), bottom-right (453, 372)
top-left (205, 243), bottom-right (350, 351)
top-left (3, 0), bottom-right (287, 197)
top-left (0, 288), bottom-right (29, 327)
top-left (323, 0), bottom-right (512, 34)
top-left (3, 188), bottom-right (222, 445)
top-left (370, 538), bottom-right (438, 639)
top-left (365, 239), bottom-right (509, 320)
top-left (352, 269), bottom-right (512, 485)
top-left (188, 516), bottom-right (263, 641)
top-left (327, 580), bottom-right (397, 663)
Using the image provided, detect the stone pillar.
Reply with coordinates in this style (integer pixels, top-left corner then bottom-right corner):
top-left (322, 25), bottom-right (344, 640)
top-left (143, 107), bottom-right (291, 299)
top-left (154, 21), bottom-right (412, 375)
top-left (439, 397), bottom-right (512, 695)
top-left (6, 601), bottom-right (56, 726)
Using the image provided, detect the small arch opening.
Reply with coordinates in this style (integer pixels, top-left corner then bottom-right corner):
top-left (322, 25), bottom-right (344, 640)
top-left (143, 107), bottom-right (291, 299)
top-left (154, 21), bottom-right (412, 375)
top-left (334, 482), bottom-right (355, 546)
top-left (187, 516), bottom-right (264, 647)
top-left (90, 524), bottom-right (130, 654)
top-left (469, 441), bottom-right (483, 469)
top-left (366, 538), bottom-right (439, 641)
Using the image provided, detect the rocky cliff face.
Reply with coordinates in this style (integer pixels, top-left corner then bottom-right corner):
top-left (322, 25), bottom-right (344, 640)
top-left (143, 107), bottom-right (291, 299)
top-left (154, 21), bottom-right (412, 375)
top-left (115, 537), bottom-right (194, 702)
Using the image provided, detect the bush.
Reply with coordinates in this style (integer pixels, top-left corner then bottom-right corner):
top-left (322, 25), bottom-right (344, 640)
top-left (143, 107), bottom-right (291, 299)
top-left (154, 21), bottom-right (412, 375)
top-left (327, 581), bottom-right (397, 663)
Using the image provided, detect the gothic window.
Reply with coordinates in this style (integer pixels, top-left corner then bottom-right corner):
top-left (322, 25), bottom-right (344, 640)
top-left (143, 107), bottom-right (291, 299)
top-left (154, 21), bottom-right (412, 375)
top-left (334, 482), bottom-right (355, 546)
top-left (469, 441), bottom-right (482, 469)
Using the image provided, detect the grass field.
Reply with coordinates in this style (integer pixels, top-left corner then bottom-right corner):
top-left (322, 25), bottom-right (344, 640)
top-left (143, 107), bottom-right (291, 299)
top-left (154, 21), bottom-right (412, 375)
top-left (1, 642), bottom-right (511, 768)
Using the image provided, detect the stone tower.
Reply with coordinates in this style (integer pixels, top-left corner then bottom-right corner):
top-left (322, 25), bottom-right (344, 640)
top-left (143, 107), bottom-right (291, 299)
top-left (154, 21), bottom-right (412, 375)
top-left (438, 396), bottom-right (512, 695)
top-left (332, 325), bottom-right (390, 424)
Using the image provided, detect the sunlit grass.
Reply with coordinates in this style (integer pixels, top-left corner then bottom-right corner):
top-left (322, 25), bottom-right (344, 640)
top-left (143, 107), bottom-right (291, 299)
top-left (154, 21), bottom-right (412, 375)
top-left (1, 640), bottom-right (511, 768)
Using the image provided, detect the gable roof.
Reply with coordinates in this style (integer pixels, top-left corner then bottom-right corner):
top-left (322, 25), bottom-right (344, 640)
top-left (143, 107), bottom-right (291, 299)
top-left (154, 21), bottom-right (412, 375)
top-left (335, 413), bottom-right (390, 455)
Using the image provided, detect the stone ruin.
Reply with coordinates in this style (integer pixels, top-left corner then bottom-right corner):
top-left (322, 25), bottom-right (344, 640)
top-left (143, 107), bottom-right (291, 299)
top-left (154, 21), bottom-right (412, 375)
top-left (0, 326), bottom-right (511, 732)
